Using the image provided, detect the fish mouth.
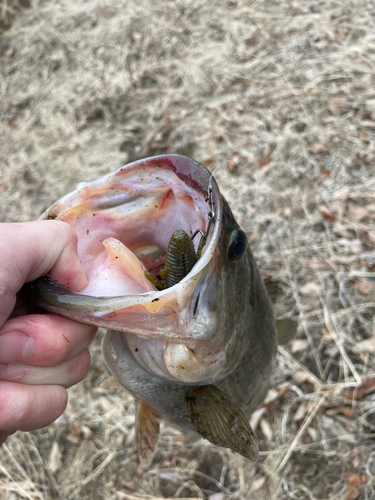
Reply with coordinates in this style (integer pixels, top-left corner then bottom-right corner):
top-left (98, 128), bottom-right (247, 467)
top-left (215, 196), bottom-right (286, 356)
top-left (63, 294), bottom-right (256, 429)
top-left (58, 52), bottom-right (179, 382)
top-left (33, 155), bottom-right (225, 383)
top-left (42, 155), bottom-right (220, 310)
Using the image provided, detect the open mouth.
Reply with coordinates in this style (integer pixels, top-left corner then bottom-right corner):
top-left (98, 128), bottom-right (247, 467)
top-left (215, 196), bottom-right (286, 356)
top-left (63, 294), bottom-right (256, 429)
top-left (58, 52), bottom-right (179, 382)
top-left (50, 163), bottom-right (210, 299)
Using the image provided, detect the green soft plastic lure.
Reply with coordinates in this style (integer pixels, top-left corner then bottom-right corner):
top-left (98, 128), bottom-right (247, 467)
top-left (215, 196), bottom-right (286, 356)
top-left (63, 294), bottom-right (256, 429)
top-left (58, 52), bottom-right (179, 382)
top-left (145, 229), bottom-right (207, 290)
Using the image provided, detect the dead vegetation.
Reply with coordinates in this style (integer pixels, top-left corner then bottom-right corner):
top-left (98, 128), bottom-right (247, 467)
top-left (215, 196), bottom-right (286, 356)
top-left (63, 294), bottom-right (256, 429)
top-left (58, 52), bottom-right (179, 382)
top-left (1, 0), bottom-right (375, 498)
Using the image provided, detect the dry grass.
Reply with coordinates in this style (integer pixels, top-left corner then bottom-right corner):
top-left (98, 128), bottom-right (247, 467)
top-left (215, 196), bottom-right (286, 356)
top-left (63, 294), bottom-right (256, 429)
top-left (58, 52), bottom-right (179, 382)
top-left (1, 0), bottom-right (375, 498)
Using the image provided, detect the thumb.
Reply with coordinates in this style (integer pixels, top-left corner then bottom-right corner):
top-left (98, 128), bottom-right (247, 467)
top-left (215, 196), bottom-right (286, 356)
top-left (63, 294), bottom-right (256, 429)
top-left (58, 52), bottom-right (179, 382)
top-left (0, 221), bottom-right (88, 326)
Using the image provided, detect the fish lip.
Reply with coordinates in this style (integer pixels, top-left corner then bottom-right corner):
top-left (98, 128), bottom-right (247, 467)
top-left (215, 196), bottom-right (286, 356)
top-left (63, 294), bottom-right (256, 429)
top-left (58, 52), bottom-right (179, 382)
top-left (39, 154), bottom-right (223, 312)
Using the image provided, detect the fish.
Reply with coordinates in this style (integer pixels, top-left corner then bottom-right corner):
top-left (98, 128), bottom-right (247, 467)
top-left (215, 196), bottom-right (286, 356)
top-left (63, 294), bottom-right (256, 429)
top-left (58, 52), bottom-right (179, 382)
top-left (23, 154), bottom-right (288, 464)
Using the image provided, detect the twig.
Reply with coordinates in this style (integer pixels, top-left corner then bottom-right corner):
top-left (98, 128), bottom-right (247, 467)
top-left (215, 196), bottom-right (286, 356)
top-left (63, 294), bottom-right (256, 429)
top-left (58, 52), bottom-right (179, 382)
top-left (277, 392), bottom-right (327, 472)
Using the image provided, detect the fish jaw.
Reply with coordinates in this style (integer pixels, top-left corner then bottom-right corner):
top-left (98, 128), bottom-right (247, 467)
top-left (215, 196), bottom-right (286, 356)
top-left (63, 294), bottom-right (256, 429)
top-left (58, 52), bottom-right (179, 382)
top-left (38, 155), bottom-right (220, 320)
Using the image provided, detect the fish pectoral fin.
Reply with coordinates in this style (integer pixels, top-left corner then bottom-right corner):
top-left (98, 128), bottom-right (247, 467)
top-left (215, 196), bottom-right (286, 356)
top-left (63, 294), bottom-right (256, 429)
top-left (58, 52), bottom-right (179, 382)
top-left (263, 276), bottom-right (280, 303)
top-left (136, 402), bottom-right (160, 468)
top-left (276, 317), bottom-right (298, 345)
top-left (185, 385), bottom-right (259, 461)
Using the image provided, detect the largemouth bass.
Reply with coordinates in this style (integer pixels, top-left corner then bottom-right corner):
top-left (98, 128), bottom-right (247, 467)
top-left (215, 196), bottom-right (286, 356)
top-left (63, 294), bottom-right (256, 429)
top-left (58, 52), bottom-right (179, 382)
top-left (24, 155), bottom-right (279, 463)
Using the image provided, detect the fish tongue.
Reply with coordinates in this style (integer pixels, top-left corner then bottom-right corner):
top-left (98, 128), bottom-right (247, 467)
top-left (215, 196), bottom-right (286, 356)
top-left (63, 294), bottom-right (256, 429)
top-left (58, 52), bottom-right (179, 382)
top-left (103, 237), bottom-right (147, 282)
top-left (81, 237), bottom-right (156, 296)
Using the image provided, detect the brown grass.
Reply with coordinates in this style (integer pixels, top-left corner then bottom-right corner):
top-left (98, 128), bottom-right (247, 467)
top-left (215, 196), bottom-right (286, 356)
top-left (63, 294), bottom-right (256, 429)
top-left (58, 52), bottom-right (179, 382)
top-left (1, 0), bottom-right (375, 498)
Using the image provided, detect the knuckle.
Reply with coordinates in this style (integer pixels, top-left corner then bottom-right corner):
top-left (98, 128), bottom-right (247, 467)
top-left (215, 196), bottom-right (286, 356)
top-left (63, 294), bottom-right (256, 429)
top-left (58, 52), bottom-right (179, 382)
top-left (0, 364), bottom-right (28, 383)
top-left (54, 220), bottom-right (78, 246)
top-left (24, 316), bottom-right (70, 365)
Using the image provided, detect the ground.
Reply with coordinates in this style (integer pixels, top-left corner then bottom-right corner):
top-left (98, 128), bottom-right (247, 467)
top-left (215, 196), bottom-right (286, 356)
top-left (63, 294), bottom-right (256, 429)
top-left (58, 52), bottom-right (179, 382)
top-left (1, 0), bottom-right (375, 498)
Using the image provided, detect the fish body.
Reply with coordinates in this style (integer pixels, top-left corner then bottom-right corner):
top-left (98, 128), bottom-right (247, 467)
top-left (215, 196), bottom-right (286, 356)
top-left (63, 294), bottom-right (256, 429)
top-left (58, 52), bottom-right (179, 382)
top-left (24, 155), bottom-right (277, 461)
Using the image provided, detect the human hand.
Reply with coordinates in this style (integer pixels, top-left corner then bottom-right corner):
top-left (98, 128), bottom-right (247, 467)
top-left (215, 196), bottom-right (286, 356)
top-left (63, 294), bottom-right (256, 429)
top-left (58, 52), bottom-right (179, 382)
top-left (0, 221), bottom-right (97, 445)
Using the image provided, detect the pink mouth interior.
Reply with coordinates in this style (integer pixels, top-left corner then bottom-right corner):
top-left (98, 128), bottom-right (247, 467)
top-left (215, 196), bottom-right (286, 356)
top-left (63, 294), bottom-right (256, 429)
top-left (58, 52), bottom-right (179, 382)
top-left (56, 169), bottom-right (207, 297)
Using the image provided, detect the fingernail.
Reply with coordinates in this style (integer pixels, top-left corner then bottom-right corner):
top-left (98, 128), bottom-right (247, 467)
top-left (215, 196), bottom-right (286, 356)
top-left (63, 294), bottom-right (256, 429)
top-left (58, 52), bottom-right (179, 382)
top-left (0, 333), bottom-right (34, 362)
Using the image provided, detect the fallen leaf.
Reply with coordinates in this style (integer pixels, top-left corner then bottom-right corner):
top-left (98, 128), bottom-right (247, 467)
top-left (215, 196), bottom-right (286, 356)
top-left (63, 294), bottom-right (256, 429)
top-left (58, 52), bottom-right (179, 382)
top-left (329, 199), bottom-right (346, 219)
top-left (300, 282), bottom-right (321, 296)
top-left (228, 154), bottom-right (241, 172)
top-left (322, 415), bottom-right (356, 443)
top-left (302, 434), bottom-right (313, 445)
top-left (354, 281), bottom-right (374, 294)
top-left (322, 328), bottom-right (333, 341)
top-left (333, 187), bottom-right (350, 200)
top-left (99, 376), bottom-right (122, 390)
top-left (260, 418), bottom-right (273, 441)
top-left (203, 158), bottom-right (213, 168)
top-left (293, 403), bottom-right (308, 422)
top-left (251, 154), bottom-right (271, 169)
top-left (346, 473), bottom-right (362, 500)
top-left (97, 396), bottom-right (115, 412)
top-left (308, 143), bottom-right (328, 154)
top-left (208, 493), bottom-right (225, 500)
top-left (263, 388), bottom-right (279, 405)
top-left (345, 376), bottom-right (375, 400)
top-left (347, 239), bottom-right (362, 253)
top-left (352, 337), bottom-right (375, 354)
top-left (64, 424), bottom-right (82, 444)
top-left (337, 407), bottom-right (354, 418)
top-left (250, 407), bottom-right (266, 429)
top-left (251, 477), bottom-right (267, 492)
top-left (360, 129), bottom-right (369, 141)
top-left (306, 259), bottom-right (331, 269)
top-left (351, 206), bottom-right (369, 222)
top-left (333, 222), bottom-right (352, 238)
top-left (271, 207), bottom-right (288, 216)
top-left (307, 427), bottom-right (318, 440)
top-left (319, 169), bottom-right (331, 178)
top-left (278, 385), bottom-right (292, 396)
top-left (292, 371), bottom-right (311, 384)
top-left (328, 100), bottom-right (340, 115)
top-left (325, 407), bottom-right (354, 418)
top-left (49, 442), bottom-right (62, 473)
top-left (81, 424), bottom-right (93, 439)
top-left (366, 231), bottom-right (375, 245)
top-left (291, 339), bottom-right (309, 353)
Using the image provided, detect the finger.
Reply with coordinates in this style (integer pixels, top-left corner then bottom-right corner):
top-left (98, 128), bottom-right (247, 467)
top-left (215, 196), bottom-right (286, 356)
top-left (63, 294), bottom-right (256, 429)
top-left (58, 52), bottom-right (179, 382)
top-left (0, 221), bottom-right (88, 326)
top-left (0, 349), bottom-right (91, 388)
top-left (0, 382), bottom-right (67, 432)
top-left (0, 314), bottom-right (97, 366)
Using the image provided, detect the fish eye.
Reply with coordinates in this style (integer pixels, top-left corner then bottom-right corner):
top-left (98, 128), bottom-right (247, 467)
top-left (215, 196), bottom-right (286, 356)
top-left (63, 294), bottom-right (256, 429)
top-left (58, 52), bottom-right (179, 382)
top-left (228, 229), bottom-right (247, 261)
